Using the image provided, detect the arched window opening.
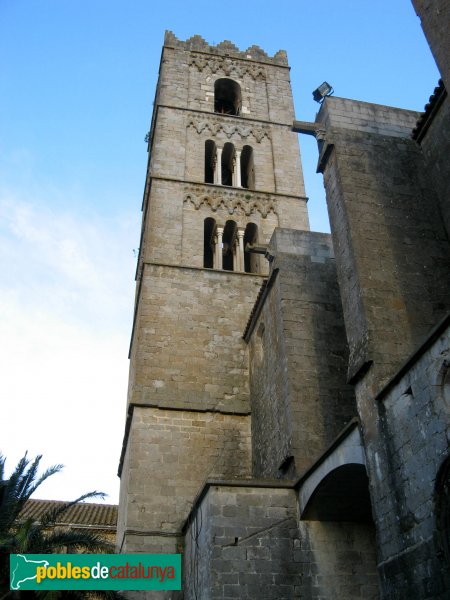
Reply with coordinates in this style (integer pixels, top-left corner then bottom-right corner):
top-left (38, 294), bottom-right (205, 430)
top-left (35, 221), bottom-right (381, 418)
top-left (214, 79), bottom-right (241, 115)
top-left (222, 220), bottom-right (238, 271)
top-left (204, 217), bottom-right (216, 269)
top-left (241, 145), bottom-right (255, 190)
top-left (204, 140), bottom-right (217, 184)
top-left (221, 143), bottom-right (235, 186)
top-left (244, 223), bottom-right (258, 273)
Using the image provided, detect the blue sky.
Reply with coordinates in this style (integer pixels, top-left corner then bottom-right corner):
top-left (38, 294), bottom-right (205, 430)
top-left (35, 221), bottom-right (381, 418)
top-left (0, 1), bottom-right (440, 503)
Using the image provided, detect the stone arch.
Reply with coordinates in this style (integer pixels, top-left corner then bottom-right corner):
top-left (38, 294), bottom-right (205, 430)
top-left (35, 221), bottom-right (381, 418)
top-left (302, 464), bottom-right (372, 522)
top-left (214, 78), bottom-right (241, 116)
top-left (299, 425), bottom-right (368, 520)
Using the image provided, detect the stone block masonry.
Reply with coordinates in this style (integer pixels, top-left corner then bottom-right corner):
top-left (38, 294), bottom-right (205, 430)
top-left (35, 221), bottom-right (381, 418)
top-left (317, 96), bottom-right (450, 384)
top-left (117, 29), bottom-right (311, 576)
top-left (373, 320), bottom-right (450, 599)
top-left (127, 264), bottom-right (264, 413)
top-left (183, 482), bottom-right (378, 599)
top-left (116, 407), bottom-right (251, 556)
top-left (246, 229), bottom-right (356, 477)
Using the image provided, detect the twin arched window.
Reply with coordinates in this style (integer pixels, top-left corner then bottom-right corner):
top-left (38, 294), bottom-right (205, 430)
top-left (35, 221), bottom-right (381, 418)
top-left (204, 218), bottom-right (258, 273)
top-left (201, 79), bottom-right (258, 273)
top-left (204, 141), bottom-right (255, 189)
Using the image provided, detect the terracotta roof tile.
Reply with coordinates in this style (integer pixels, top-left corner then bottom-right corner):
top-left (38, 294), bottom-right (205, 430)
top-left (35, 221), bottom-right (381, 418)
top-left (412, 79), bottom-right (447, 142)
top-left (19, 499), bottom-right (118, 529)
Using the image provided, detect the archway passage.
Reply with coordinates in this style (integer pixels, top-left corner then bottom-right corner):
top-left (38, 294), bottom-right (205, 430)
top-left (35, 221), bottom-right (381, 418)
top-left (214, 79), bottom-right (241, 115)
top-left (302, 464), bottom-right (373, 522)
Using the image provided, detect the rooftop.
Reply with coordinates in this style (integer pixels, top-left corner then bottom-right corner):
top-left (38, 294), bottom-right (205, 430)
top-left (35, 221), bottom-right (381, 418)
top-left (19, 499), bottom-right (118, 529)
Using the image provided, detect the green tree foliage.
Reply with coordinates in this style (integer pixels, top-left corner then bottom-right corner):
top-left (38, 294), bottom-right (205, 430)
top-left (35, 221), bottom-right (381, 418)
top-left (0, 453), bottom-right (124, 600)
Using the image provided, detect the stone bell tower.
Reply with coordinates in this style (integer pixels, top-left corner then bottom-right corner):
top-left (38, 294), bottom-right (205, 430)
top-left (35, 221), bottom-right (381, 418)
top-left (116, 31), bottom-right (309, 557)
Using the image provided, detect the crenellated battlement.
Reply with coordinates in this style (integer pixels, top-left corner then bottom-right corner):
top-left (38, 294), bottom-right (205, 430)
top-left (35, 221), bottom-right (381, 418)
top-left (164, 30), bottom-right (288, 65)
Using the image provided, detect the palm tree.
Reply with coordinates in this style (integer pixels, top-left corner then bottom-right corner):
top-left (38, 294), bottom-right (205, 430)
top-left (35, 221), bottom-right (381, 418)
top-left (0, 453), bottom-right (124, 600)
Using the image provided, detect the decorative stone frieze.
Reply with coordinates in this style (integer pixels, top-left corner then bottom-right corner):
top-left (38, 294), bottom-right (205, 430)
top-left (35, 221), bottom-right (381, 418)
top-left (189, 54), bottom-right (266, 80)
top-left (183, 184), bottom-right (277, 218)
top-left (187, 114), bottom-right (270, 142)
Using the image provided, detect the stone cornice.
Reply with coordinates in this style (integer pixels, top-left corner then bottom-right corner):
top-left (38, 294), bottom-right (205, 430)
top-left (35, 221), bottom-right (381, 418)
top-left (149, 175), bottom-right (308, 202)
top-left (156, 103), bottom-right (295, 129)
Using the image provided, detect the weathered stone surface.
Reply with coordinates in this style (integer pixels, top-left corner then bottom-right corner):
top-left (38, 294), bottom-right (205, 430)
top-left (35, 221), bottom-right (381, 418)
top-left (118, 9), bottom-right (450, 599)
top-left (184, 484), bottom-right (378, 600)
top-left (118, 31), bottom-right (309, 572)
top-left (412, 0), bottom-right (450, 90)
top-left (317, 96), bottom-right (450, 384)
top-left (247, 229), bottom-right (356, 476)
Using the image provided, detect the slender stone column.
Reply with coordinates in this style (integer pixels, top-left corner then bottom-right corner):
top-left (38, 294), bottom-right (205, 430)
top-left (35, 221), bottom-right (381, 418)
top-left (237, 229), bottom-right (245, 272)
top-left (235, 150), bottom-right (242, 187)
top-left (232, 240), bottom-right (237, 271)
top-left (216, 227), bottom-right (224, 270)
top-left (212, 235), bottom-right (218, 269)
top-left (232, 156), bottom-right (237, 187)
top-left (212, 153), bottom-right (218, 184)
top-left (216, 147), bottom-right (222, 185)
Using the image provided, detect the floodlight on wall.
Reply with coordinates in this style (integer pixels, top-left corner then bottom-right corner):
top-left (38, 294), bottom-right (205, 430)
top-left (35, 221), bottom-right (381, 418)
top-left (312, 82), bottom-right (334, 103)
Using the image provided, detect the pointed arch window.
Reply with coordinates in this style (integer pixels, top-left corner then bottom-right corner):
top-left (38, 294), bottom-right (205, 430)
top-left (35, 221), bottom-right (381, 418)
top-left (214, 79), bottom-right (241, 115)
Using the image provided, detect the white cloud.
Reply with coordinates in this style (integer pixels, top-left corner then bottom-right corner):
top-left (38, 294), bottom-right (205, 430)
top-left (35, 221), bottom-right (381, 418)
top-left (0, 190), bottom-right (139, 503)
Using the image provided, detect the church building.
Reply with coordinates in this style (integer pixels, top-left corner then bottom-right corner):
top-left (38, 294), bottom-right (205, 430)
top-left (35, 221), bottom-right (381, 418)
top-left (117, 1), bottom-right (450, 597)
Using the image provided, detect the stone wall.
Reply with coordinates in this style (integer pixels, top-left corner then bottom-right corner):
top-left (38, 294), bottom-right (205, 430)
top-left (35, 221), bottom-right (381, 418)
top-left (247, 229), bottom-right (356, 477)
top-left (183, 484), bottom-right (300, 600)
top-left (183, 483), bottom-right (379, 600)
top-left (412, 0), bottom-right (450, 89)
top-left (316, 94), bottom-right (450, 599)
top-left (128, 264), bottom-right (263, 412)
top-left (418, 92), bottom-right (450, 244)
top-left (374, 321), bottom-right (450, 599)
top-left (117, 408), bottom-right (251, 558)
top-left (317, 96), bottom-right (450, 384)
